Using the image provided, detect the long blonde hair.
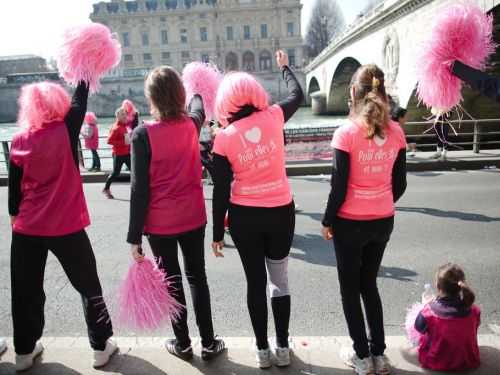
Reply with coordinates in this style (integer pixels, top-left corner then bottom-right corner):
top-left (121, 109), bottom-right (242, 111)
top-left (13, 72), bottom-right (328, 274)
top-left (349, 64), bottom-right (389, 139)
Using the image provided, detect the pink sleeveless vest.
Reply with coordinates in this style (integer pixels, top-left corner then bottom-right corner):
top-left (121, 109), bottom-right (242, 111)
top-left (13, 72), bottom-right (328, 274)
top-left (418, 304), bottom-right (481, 371)
top-left (10, 122), bottom-right (90, 236)
top-left (144, 117), bottom-right (206, 235)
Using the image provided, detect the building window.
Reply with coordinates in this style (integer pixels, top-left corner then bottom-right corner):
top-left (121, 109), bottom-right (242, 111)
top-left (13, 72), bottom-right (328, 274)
top-left (225, 52), bottom-right (238, 70)
top-left (243, 51), bottom-right (255, 71)
top-left (287, 49), bottom-right (296, 67)
top-left (124, 54), bottom-right (134, 62)
top-left (123, 32), bottom-right (130, 47)
top-left (243, 25), bottom-right (251, 40)
top-left (180, 29), bottom-right (188, 44)
top-left (200, 27), bottom-right (208, 42)
top-left (287, 22), bottom-right (294, 37)
top-left (160, 16), bottom-right (166, 22)
top-left (143, 53), bottom-right (152, 64)
top-left (162, 52), bottom-right (171, 62)
top-left (161, 30), bottom-right (168, 44)
top-left (142, 32), bottom-right (149, 46)
top-left (260, 24), bottom-right (268, 39)
top-left (226, 26), bottom-right (233, 41)
top-left (181, 51), bottom-right (190, 59)
top-left (259, 50), bottom-right (272, 71)
top-left (201, 53), bottom-right (210, 63)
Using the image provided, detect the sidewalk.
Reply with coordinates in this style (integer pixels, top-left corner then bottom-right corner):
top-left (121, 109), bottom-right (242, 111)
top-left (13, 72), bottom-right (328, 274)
top-left (1, 335), bottom-right (499, 374)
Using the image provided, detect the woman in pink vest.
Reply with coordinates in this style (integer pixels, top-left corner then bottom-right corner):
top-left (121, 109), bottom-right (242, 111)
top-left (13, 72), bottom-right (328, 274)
top-left (211, 50), bottom-right (303, 368)
top-left (8, 81), bottom-right (116, 371)
top-left (414, 263), bottom-right (480, 371)
top-left (81, 111), bottom-right (101, 172)
top-left (321, 65), bottom-right (407, 375)
top-left (127, 66), bottom-right (225, 361)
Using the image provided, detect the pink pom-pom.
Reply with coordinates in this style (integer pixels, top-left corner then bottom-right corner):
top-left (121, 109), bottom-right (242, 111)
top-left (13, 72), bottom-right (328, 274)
top-left (84, 112), bottom-right (97, 125)
top-left (405, 302), bottom-right (425, 346)
top-left (118, 257), bottom-right (183, 332)
top-left (122, 99), bottom-right (138, 123)
top-left (416, 2), bottom-right (495, 111)
top-left (182, 62), bottom-right (223, 120)
top-left (57, 23), bottom-right (121, 93)
top-left (17, 82), bottom-right (71, 132)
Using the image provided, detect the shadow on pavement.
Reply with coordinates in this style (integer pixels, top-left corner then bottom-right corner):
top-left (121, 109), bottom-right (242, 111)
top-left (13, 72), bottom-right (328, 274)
top-left (0, 362), bottom-right (82, 375)
top-left (100, 352), bottom-right (167, 375)
top-left (397, 207), bottom-right (500, 222)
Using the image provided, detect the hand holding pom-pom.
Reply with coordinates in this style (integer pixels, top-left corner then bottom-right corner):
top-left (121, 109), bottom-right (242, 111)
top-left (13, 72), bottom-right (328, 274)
top-left (57, 23), bottom-right (122, 93)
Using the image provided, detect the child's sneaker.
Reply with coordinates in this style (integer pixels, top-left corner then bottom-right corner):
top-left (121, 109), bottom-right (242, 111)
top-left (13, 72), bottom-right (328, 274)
top-left (0, 338), bottom-right (6, 355)
top-left (373, 355), bottom-right (391, 375)
top-left (256, 347), bottom-right (272, 369)
top-left (340, 347), bottom-right (375, 375)
top-left (93, 339), bottom-right (118, 368)
top-left (102, 189), bottom-right (114, 199)
top-left (201, 336), bottom-right (226, 361)
top-left (15, 341), bottom-right (44, 372)
top-left (164, 339), bottom-right (193, 361)
top-left (274, 346), bottom-right (291, 367)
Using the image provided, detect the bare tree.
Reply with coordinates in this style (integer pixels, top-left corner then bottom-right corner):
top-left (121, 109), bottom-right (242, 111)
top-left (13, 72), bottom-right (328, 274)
top-left (305, 0), bottom-right (345, 59)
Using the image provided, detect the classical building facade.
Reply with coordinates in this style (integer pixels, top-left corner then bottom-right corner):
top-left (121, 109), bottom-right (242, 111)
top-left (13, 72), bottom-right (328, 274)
top-left (90, 0), bottom-right (305, 77)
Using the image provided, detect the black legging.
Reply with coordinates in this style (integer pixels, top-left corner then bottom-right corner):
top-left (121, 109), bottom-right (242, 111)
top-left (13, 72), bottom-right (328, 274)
top-left (147, 225), bottom-right (215, 349)
top-left (228, 201), bottom-right (295, 350)
top-left (332, 216), bottom-right (394, 359)
top-left (105, 154), bottom-right (131, 190)
top-left (435, 122), bottom-right (450, 150)
top-left (91, 149), bottom-right (101, 170)
top-left (11, 230), bottom-right (113, 354)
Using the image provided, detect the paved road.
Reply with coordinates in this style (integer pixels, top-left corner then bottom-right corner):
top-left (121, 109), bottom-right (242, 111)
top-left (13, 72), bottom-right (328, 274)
top-left (0, 170), bottom-right (499, 339)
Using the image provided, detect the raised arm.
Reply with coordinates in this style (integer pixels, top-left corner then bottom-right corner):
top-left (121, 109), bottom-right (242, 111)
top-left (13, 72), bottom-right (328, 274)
top-left (452, 60), bottom-right (500, 102)
top-left (188, 94), bottom-right (206, 134)
top-left (276, 50), bottom-right (304, 122)
top-left (64, 81), bottom-right (89, 165)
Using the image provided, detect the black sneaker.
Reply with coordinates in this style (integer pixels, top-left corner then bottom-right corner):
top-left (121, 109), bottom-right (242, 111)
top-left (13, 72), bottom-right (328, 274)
top-left (201, 336), bottom-right (226, 361)
top-left (164, 339), bottom-right (193, 361)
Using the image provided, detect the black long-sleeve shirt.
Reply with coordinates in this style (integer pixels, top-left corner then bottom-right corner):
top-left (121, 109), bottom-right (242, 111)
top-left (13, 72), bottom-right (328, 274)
top-left (452, 60), bottom-right (500, 102)
top-left (322, 148), bottom-right (407, 228)
top-left (127, 95), bottom-right (205, 244)
top-left (212, 65), bottom-right (304, 242)
top-left (8, 81), bottom-right (89, 216)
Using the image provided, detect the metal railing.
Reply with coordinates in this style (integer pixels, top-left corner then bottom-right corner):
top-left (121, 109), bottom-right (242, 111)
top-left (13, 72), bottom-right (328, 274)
top-left (1, 118), bottom-right (500, 174)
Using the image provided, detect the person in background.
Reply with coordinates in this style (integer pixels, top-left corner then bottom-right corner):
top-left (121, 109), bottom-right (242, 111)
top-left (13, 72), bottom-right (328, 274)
top-left (81, 112), bottom-right (101, 172)
top-left (390, 106), bottom-right (417, 157)
top-left (322, 64), bottom-right (407, 375)
top-left (103, 108), bottom-right (131, 199)
top-left (414, 263), bottom-right (480, 372)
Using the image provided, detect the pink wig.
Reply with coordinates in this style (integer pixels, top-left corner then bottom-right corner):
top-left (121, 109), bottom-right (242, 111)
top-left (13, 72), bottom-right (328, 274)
top-left (84, 112), bottom-right (97, 125)
top-left (215, 72), bottom-right (269, 126)
top-left (57, 22), bottom-right (122, 93)
top-left (122, 99), bottom-right (137, 123)
top-left (416, 2), bottom-right (495, 111)
top-left (182, 62), bottom-right (223, 120)
top-left (17, 82), bottom-right (71, 132)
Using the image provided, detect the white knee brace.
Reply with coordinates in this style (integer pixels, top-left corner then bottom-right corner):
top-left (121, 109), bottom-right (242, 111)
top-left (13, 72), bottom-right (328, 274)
top-left (266, 256), bottom-right (290, 298)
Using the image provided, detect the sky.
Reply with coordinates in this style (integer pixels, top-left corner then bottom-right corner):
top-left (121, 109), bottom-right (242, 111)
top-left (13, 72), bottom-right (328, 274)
top-left (0, 0), bottom-right (372, 59)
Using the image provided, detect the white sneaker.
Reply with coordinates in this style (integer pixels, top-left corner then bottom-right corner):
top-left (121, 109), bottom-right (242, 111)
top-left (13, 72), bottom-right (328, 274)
top-left (430, 149), bottom-right (442, 159)
top-left (274, 346), bottom-right (291, 367)
top-left (0, 338), bottom-right (6, 355)
top-left (373, 355), bottom-right (391, 375)
top-left (93, 339), bottom-right (118, 368)
top-left (439, 150), bottom-right (447, 161)
top-left (340, 347), bottom-right (375, 375)
top-left (256, 348), bottom-right (272, 369)
top-left (15, 341), bottom-right (44, 372)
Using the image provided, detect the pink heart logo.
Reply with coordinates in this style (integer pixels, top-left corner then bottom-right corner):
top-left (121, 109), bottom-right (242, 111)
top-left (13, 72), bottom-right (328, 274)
top-left (244, 127), bottom-right (262, 143)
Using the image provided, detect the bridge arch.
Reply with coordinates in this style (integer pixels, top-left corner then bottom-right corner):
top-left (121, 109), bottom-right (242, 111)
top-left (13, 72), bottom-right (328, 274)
top-left (327, 57), bottom-right (361, 115)
top-left (307, 76), bottom-right (320, 96)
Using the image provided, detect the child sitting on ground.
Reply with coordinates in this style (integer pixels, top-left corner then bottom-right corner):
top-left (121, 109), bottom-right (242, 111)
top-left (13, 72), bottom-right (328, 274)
top-left (414, 263), bottom-right (480, 371)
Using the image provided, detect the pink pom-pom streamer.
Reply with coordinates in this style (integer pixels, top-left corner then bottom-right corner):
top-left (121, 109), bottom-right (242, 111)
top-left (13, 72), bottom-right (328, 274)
top-left (57, 23), bottom-right (121, 93)
top-left (118, 257), bottom-right (183, 332)
top-left (182, 62), bottom-right (223, 120)
top-left (17, 82), bottom-right (71, 132)
top-left (416, 2), bottom-right (495, 111)
top-left (405, 302), bottom-right (425, 347)
top-left (84, 112), bottom-right (97, 125)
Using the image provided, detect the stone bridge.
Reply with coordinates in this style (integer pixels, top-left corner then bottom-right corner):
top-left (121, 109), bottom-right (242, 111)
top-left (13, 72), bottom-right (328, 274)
top-left (305, 0), bottom-right (500, 120)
